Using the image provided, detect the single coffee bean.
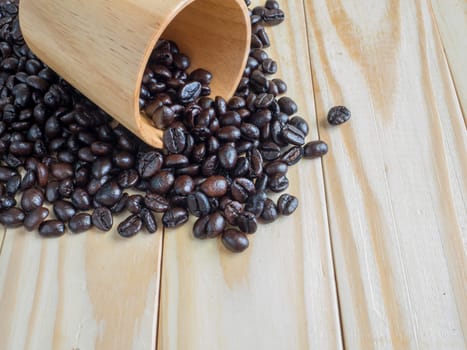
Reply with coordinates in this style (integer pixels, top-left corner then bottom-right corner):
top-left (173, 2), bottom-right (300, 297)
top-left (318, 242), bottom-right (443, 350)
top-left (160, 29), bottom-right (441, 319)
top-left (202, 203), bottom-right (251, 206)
top-left (137, 151), bottom-right (163, 178)
top-left (71, 188), bottom-right (92, 210)
top-left (200, 176), bottom-right (228, 197)
top-left (92, 207), bottom-right (113, 231)
top-left (269, 173), bottom-right (289, 192)
top-left (193, 212), bottom-right (226, 239)
top-left (261, 198), bottom-right (278, 223)
top-left (163, 127), bottom-right (186, 154)
top-left (117, 169), bottom-right (139, 188)
top-left (162, 207), bottom-right (189, 228)
top-left (151, 105), bottom-right (175, 130)
top-left (327, 106), bottom-right (351, 125)
top-left (260, 141), bottom-right (281, 161)
top-left (20, 170), bottom-right (36, 190)
top-left (0, 207), bottom-right (25, 228)
top-left (59, 178), bottom-right (75, 198)
top-left (113, 151), bottom-right (136, 169)
top-left (173, 175), bottom-right (194, 195)
top-left (221, 229), bottom-right (249, 253)
top-left (144, 193), bottom-right (170, 213)
top-left (92, 157), bottom-right (112, 178)
top-left (236, 211), bottom-right (258, 234)
top-left (6, 174), bottom-right (21, 195)
top-left (304, 141), bottom-right (329, 158)
top-left (289, 116), bottom-right (309, 136)
top-left (277, 194), bottom-right (299, 215)
top-left (126, 194), bottom-right (144, 214)
top-left (262, 58), bottom-right (277, 74)
top-left (218, 143), bottom-right (238, 170)
top-left (24, 207), bottom-right (49, 231)
top-left (90, 141), bottom-right (112, 156)
top-left (280, 146), bottom-right (304, 166)
top-left (150, 170), bottom-right (175, 194)
top-left (45, 181), bottom-right (60, 203)
top-left (265, 161), bottom-right (288, 176)
top-left (39, 220), bottom-right (66, 237)
top-left (94, 182), bottom-right (122, 206)
top-left (281, 124), bottom-right (305, 146)
top-left (178, 81), bottom-right (201, 104)
top-left (118, 214), bottom-right (143, 238)
top-left (278, 97), bottom-right (298, 115)
top-left (217, 126), bottom-right (241, 142)
top-left (187, 191), bottom-right (211, 217)
top-left (140, 208), bottom-right (158, 233)
top-left (50, 162), bottom-right (74, 180)
top-left (244, 191), bottom-right (267, 217)
top-left (231, 177), bottom-right (256, 203)
top-left (53, 200), bottom-right (76, 222)
top-left (36, 163), bottom-right (49, 187)
top-left (21, 188), bottom-right (44, 212)
top-left (69, 213), bottom-right (93, 233)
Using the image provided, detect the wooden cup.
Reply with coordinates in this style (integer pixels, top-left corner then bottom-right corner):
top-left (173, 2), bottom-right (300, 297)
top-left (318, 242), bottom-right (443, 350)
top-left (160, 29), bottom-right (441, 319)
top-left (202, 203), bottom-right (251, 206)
top-left (19, 0), bottom-right (251, 148)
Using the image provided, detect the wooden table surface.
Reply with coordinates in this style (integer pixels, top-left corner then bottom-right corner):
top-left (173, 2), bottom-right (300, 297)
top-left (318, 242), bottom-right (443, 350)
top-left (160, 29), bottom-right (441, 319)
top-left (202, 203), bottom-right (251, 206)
top-left (1, 0), bottom-right (466, 349)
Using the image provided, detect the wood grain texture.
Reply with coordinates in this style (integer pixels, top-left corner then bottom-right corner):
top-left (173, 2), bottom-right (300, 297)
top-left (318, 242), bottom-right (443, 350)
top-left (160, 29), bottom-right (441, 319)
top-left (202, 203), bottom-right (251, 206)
top-left (430, 0), bottom-right (467, 120)
top-left (304, 0), bottom-right (467, 348)
top-left (0, 226), bottom-right (163, 350)
top-left (156, 1), bottom-right (343, 349)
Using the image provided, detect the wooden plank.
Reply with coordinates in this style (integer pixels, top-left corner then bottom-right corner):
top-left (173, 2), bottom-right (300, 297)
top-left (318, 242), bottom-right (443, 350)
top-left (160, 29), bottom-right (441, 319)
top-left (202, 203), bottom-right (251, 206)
top-left (430, 0), bottom-right (467, 119)
top-left (0, 226), bottom-right (163, 350)
top-left (157, 1), bottom-right (343, 349)
top-left (304, 0), bottom-right (467, 348)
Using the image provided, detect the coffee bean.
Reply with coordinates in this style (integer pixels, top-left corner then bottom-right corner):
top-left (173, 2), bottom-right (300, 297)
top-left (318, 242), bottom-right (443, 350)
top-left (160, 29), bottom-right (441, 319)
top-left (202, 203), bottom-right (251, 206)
top-left (164, 154), bottom-right (189, 168)
top-left (118, 214), bottom-right (143, 238)
top-left (24, 207), bottom-right (49, 231)
top-left (150, 170), bottom-right (175, 194)
top-left (69, 213), bottom-right (93, 233)
top-left (20, 170), bottom-right (36, 190)
top-left (53, 200), bottom-right (76, 222)
top-left (289, 116), bottom-right (309, 136)
top-left (21, 188), bottom-right (44, 212)
top-left (193, 212), bottom-right (226, 239)
top-left (278, 97), bottom-right (298, 115)
top-left (118, 169), bottom-right (139, 188)
top-left (187, 191), bottom-right (211, 217)
top-left (222, 199), bottom-right (243, 225)
top-left (137, 151), bottom-right (163, 178)
top-left (151, 105), bottom-right (175, 130)
top-left (110, 192), bottom-right (129, 213)
top-left (174, 175), bottom-right (194, 195)
top-left (236, 211), bottom-right (258, 234)
top-left (163, 127), bottom-right (186, 154)
top-left (328, 106), bottom-right (351, 125)
top-left (260, 142), bottom-right (281, 161)
top-left (231, 177), bottom-right (256, 203)
top-left (92, 207), bottom-right (113, 231)
top-left (281, 124), bottom-right (305, 146)
top-left (71, 188), bottom-right (92, 210)
top-left (94, 182), bottom-right (122, 206)
top-left (263, 8), bottom-right (285, 25)
top-left (262, 59), bottom-right (277, 75)
top-left (144, 193), bottom-right (169, 212)
top-left (280, 146), bottom-right (304, 166)
top-left (304, 141), bottom-right (329, 158)
top-left (221, 229), bottom-right (249, 253)
top-left (92, 157), bottom-right (112, 178)
top-left (218, 143), bottom-right (238, 170)
top-left (6, 173), bottom-right (20, 195)
top-left (0, 207), bottom-right (25, 228)
top-left (269, 173), bottom-right (289, 192)
top-left (264, 161), bottom-right (288, 176)
top-left (162, 207), bottom-right (189, 228)
top-left (36, 163), bottom-right (49, 187)
top-left (140, 208), bottom-right (157, 233)
top-left (261, 198), bottom-right (278, 223)
top-left (200, 176), bottom-right (228, 197)
top-left (39, 220), bottom-right (65, 237)
top-left (51, 162), bottom-right (73, 180)
top-left (244, 191), bottom-right (267, 217)
top-left (217, 126), bottom-right (241, 142)
top-left (178, 81), bottom-right (201, 104)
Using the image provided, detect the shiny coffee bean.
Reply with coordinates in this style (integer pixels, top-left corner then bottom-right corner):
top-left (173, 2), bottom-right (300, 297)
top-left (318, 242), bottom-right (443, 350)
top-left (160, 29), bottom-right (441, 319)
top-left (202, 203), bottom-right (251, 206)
top-left (303, 141), bottom-right (328, 158)
top-left (24, 207), bottom-right (49, 231)
top-left (39, 220), bottom-right (66, 237)
top-left (150, 170), bottom-right (175, 194)
top-left (231, 177), bottom-right (256, 203)
top-left (144, 193), bottom-right (170, 212)
top-left (244, 191), bottom-right (267, 218)
top-left (200, 176), bottom-right (228, 197)
top-left (268, 174), bottom-right (289, 193)
top-left (173, 175), bottom-right (194, 195)
top-left (187, 191), bottom-right (211, 217)
top-left (261, 198), bottom-right (278, 223)
top-left (118, 215), bottom-right (143, 238)
top-left (222, 199), bottom-right (243, 226)
top-left (53, 200), bottom-right (76, 222)
top-left (140, 208), bottom-right (157, 233)
top-left (277, 194), bottom-right (299, 215)
top-left (264, 161), bottom-right (288, 176)
top-left (162, 207), bottom-right (189, 228)
top-left (126, 194), bottom-right (144, 214)
top-left (280, 146), bottom-right (304, 166)
top-left (21, 188), bottom-right (44, 212)
top-left (94, 182), bottom-right (122, 206)
top-left (71, 188), bottom-right (92, 210)
top-left (0, 207), bottom-right (25, 228)
top-left (193, 212), bottom-right (226, 239)
top-left (163, 127), bottom-right (186, 154)
top-left (218, 143), bottom-right (238, 170)
top-left (289, 116), bottom-right (309, 136)
top-left (92, 207), bottom-right (113, 231)
top-left (221, 229), bottom-right (249, 253)
top-left (69, 213), bottom-right (93, 233)
top-left (236, 211), bottom-right (258, 234)
top-left (327, 106), bottom-right (351, 125)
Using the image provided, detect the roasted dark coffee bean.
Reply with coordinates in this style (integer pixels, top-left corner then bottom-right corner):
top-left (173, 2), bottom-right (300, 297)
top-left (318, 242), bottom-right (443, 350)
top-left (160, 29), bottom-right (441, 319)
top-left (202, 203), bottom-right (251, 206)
top-left (207, 136), bottom-right (220, 154)
top-left (262, 58), bottom-right (277, 74)
top-left (0, 166), bottom-right (16, 182)
top-left (144, 193), bottom-right (170, 213)
top-left (289, 116), bottom-right (309, 136)
top-left (193, 212), bottom-right (225, 239)
top-left (90, 141), bottom-right (112, 156)
top-left (0, 196), bottom-right (16, 210)
top-left (112, 151), bottom-right (135, 169)
top-left (20, 170), bottom-right (36, 190)
top-left (175, 164), bottom-right (201, 176)
top-left (200, 176), bottom-right (228, 197)
top-left (109, 195), bottom-right (129, 216)
top-left (240, 122), bottom-right (260, 141)
top-left (189, 68), bottom-right (212, 84)
top-left (39, 220), bottom-right (65, 237)
top-left (92, 157), bottom-right (112, 179)
top-left (281, 124), bottom-right (305, 146)
top-left (251, 109), bottom-right (272, 128)
top-left (265, 0), bottom-right (280, 9)
top-left (250, 69), bottom-right (269, 93)
top-left (304, 140), bottom-right (329, 158)
top-left (260, 141), bottom-right (281, 161)
top-left (263, 8), bottom-right (285, 25)
top-left (236, 211), bottom-right (258, 234)
top-left (92, 207), bottom-right (113, 231)
top-left (69, 213), bottom-right (93, 233)
top-left (255, 173), bottom-right (269, 192)
top-left (118, 215), bottom-right (143, 238)
top-left (250, 148), bottom-right (264, 177)
top-left (53, 200), bottom-right (76, 222)
top-left (21, 188), bottom-right (44, 212)
top-left (117, 169), bottom-right (139, 188)
top-left (71, 188), bottom-right (92, 210)
top-left (218, 143), bottom-right (238, 170)
top-left (137, 151), bottom-right (163, 178)
top-left (231, 177), bottom-right (256, 203)
top-left (6, 174), bottom-right (20, 195)
top-left (217, 126), bottom-right (241, 142)
top-left (221, 229), bottom-right (249, 253)
top-left (24, 207), bottom-right (49, 231)
top-left (261, 198), bottom-right (278, 223)
top-left (0, 207), bottom-right (25, 228)
top-left (278, 97), bottom-right (298, 115)
top-left (36, 163), bottom-right (49, 187)
top-left (163, 127), bottom-right (186, 154)
top-left (51, 162), bottom-right (73, 180)
top-left (58, 178), bottom-right (74, 198)
top-left (280, 146), bottom-right (304, 166)
top-left (201, 154), bottom-right (219, 177)
top-left (126, 194), bottom-right (144, 214)
top-left (164, 154), bottom-right (189, 168)
top-left (178, 81), bottom-right (201, 104)
top-left (255, 93), bottom-right (275, 109)
top-left (151, 105), bottom-right (175, 130)
top-left (45, 181), bottom-right (60, 203)
top-left (269, 173), bottom-right (289, 193)
top-left (140, 208), bottom-right (157, 233)
top-left (265, 161), bottom-right (288, 176)
top-left (187, 191), bottom-right (211, 217)
top-left (150, 170), bottom-right (175, 194)
top-left (162, 207), bottom-right (189, 228)
top-left (244, 191), bottom-right (267, 217)
top-left (328, 106), bottom-right (351, 125)
top-left (174, 175), bottom-right (194, 195)
top-left (94, 182), bottom-right (122, 206)
top-left (9, 141), bottom-right (33, 156)
top-left (232, 157), bottom-right (250, 177)
top-left (277, 194), bottom-right (299, 216)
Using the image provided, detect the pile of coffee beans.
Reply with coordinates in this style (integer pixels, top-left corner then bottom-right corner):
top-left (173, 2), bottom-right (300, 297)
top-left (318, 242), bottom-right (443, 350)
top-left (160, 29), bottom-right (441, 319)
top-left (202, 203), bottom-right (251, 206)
top-left (0, 0), bottom-right (350, 252)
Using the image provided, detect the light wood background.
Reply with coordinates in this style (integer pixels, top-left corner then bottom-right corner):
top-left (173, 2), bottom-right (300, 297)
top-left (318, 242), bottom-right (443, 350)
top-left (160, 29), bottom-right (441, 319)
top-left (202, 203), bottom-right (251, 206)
top-left (0, 0), bottom-right (466, 349)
